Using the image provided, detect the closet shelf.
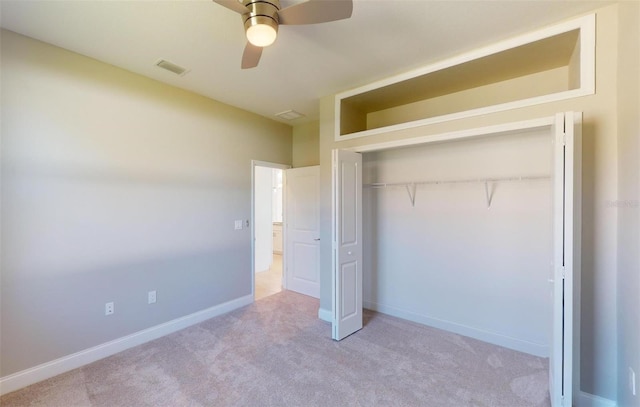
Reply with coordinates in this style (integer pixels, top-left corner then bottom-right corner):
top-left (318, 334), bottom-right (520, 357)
top-left (364, 175), bottom-right (551, 208)
top-left (335, 14), bottom-right (594, 141)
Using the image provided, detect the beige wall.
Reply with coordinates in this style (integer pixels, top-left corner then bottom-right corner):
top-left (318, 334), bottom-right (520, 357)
top-left (616, 2), bottom-right (640, 406)
top-left (0, 30), bottom-right (292, 377)
top-left (292, 121), bottom-right (320, 167)
top-left (367, 66), bottom-right (569, 130)
top-left (319, 4), bottom-right (628, 401)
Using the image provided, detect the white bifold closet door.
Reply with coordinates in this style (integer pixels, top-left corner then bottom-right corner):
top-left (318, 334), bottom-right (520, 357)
top-left (332, 112), bottom-right (581, 407)
top-left (549, 112), bottom-right (582, 407)
top-left (331, 149), bottom-right (363, 340)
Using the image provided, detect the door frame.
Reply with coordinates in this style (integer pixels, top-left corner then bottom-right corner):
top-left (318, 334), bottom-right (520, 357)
top-left (332, 112), bottom-right (581, 406)
top-left (251, 160), bottom-right (290, 300)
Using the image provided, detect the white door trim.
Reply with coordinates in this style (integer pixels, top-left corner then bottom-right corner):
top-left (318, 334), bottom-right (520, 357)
top-left (251, 160), bottom-right (290, 300)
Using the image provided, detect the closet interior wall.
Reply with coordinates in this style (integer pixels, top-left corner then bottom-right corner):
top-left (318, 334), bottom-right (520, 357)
top-left (361, 128), bottom-right (554, 357)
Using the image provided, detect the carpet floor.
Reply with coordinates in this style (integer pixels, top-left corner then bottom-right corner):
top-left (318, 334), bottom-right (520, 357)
top-left (1, 291), bottom-right (550, 407)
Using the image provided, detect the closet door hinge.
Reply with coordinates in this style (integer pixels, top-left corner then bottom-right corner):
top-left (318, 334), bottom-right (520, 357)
top-left (561, 266), bottom-right (566, 280)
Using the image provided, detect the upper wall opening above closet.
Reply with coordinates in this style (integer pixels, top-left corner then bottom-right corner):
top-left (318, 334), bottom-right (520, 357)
top-left (335, 14), bottom-right (594, 141)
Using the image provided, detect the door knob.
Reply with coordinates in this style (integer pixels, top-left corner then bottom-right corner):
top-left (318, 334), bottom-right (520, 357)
top-left (314, 238), bottom-right (320, 241)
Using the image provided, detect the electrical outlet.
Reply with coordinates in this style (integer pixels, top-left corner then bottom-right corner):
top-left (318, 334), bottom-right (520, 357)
top-left (148, 290), bottom-right (157, 304)
top-left (105, 302), bottom-right (114, 316)
top-left (630, 367), bottom-right (637, 396)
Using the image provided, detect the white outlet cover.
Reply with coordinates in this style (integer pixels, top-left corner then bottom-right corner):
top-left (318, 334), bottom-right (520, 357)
top-left (234, 220), bottom-right (243, 230)
top-left (105, 302), bottom-right (114, 315)
top-left (148, 290), bottom-right (157, 304)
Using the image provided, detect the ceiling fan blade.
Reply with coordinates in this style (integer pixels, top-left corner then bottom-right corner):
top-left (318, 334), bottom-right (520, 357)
top-left (212, 0), bottom-right (249, 14)
top-left (241, 42), bottom-right (263, 69)
top-left (278, 0), bottom-right (353, 25)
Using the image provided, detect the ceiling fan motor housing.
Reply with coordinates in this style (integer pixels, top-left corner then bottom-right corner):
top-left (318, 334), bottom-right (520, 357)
top-left (242, 0), bottom-right (280, 38)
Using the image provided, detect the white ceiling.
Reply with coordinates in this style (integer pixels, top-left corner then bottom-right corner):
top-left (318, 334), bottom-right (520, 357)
top-left (0, 0), bottom-right (613, 125)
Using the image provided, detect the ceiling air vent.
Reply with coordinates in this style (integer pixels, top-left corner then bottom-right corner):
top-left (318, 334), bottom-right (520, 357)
top-left (275, 110), bottom-right (305, 121)
top-left (155, 59), bottom-right (188, 76)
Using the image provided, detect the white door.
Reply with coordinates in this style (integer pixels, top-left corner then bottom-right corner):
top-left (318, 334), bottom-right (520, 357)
top-left (550, 112), bottom-right (581, 407)
top-left (285, 166), bottom-right (320, 298)
top-left (331, 149), bottom-right (363, 340)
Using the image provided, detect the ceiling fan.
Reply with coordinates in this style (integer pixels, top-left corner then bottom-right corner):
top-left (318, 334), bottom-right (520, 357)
top-left (213, 0), bottom-right (353, 69)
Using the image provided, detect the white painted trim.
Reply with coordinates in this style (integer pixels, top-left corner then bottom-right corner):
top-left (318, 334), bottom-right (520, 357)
top-left (318, 307), bottom-right (333, 323)
top-left (577, 391), bottom-right (617, 407)
top-left (0, 294), bottom-right (253, 396)
top-left (334, 13), bottom-right (595, 142)
top-left (580, 13), bottom-right (596, 96)
top-left (346, 116), bottom-right (555, 153)
top-left (336, 89), bottom-right (589, 142)
top-left (338, 14), bottom-right (593, 100)
top-left (364, 301), bottom-right (548, 357)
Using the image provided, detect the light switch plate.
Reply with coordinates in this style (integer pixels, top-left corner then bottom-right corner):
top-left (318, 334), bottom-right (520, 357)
top-left (234, 220), bottom-right (243, 230)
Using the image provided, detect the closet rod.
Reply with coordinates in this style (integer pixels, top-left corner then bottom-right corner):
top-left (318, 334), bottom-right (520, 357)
top-left (364, 175), bottom-right (550, 189)
top-left (365, 175), bottom-right (551, 208)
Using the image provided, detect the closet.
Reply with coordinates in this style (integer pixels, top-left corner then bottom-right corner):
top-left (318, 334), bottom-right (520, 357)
top-left (331, 113), bottom-right (581, 407)
top-left (329, 15), bottom-right (592, 406)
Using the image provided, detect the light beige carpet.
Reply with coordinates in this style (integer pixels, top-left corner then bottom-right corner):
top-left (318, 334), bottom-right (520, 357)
top-left (1, 291), bottom-right (550, 407)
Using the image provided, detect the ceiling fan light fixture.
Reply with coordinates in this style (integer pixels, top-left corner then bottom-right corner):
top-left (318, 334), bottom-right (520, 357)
top-left (246, 20), bottom-right (278, 47)
top-left (243, 1), bottom-right (280, 48)
top-left (213, 0), bottom-right (352, 68)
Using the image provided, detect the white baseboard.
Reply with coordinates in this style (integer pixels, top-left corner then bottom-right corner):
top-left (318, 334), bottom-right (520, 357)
top-left (318, 307), bottom-right (332, 323)
top-left (577, 391), bottom-right (617, 407)
top-left (363, 300), bottom-right (548, 357)
top-left (0, 294), bottom-right (254, 396)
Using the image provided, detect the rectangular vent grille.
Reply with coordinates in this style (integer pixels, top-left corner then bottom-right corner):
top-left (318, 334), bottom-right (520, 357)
top-left (155, 59), bottom-right (188, 76)
top-left (275, 110), bottom-right (305, 120)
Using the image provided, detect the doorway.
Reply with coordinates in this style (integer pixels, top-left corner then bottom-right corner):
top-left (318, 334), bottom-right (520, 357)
top-left (252, 161), bottom-right (289, 300)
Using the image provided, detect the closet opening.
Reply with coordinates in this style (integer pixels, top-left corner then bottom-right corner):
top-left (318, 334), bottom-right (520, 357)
top-left (331, 113), bottom-right (581, 406)
top-left (361, 128), bottom-right (554, 357)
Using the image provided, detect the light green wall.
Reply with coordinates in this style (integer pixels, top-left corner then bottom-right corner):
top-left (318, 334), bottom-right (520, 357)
top-left (0, 29), bottom-right (292, 377)
top-left (319, 4), bottom-right (628, 401)
top-left (292, 121), bottom-right (320, 167)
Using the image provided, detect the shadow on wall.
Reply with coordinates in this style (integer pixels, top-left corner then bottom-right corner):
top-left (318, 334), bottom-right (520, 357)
top-left (578, 119), bottom-right (597, 393)
top-left (363, 156), bottom-right (380, 308)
